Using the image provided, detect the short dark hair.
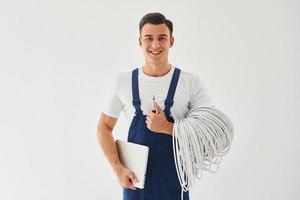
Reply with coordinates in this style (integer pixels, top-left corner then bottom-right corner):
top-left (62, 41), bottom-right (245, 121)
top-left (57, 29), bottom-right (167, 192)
top-left (139, 12), bottom-right (173, 36)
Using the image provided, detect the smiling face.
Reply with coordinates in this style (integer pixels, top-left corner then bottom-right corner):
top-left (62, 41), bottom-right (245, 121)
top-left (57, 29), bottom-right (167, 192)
top-left (139, 23), bottom-right (174, 64)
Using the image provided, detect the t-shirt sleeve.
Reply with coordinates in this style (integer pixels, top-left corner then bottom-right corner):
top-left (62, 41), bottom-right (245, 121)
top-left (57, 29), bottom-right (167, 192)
top-left (189, 75), bottom-right (215, 109)
top-left (101, 75), bottom-right (124, 118)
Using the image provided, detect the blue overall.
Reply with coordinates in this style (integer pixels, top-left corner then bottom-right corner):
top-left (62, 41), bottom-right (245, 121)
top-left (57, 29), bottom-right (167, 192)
top-left (123, 67), bottom-right (189, 200)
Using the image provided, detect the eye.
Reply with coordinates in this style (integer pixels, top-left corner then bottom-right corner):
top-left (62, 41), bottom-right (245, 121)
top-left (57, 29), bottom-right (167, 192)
top-left (159, 37), bottom-right (166, 41)
top-left (145, 38), bottom-right (153, 41)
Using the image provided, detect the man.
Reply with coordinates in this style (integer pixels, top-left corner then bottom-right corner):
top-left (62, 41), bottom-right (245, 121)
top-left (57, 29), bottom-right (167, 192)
top-left (97, 12), bottom-right (213, 200)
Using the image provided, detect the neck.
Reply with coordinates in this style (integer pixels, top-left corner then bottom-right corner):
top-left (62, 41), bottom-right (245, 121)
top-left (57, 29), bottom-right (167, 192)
top-left (142, 60), bottom-right (172, 77)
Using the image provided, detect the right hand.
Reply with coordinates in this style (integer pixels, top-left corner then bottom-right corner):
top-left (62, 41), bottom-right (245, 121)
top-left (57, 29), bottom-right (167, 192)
top-left (115, 164), bottom-right (139, 190)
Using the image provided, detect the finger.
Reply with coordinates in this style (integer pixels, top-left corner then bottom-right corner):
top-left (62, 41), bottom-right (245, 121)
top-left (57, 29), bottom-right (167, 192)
top-left (128, 184), bottom-right (137, 190)
top-left (146, 116), bottom-right (151, 123)
top-left (148, 112), bottom-right (154, 118)
top-left (123, 175), bottom-right (134, 189)
top-left (155, 102), bottom-right (163, 114)
top-left (124, 179), bottom-right (136, 190)
top-left (128, 171), bottom-right (139, 184)
top-left (123, 178), bottom-right (132, 188)
top-left (145, 120), bottom-right (150, 125)
top-left (147, 125), bottom-right (151, 130)
top-left (146, 115), bottom-right (151, 121)
top-left (124, 182), bottom-right (136, 190)
top-left (130, 186), bottom-right (137, 190)
top-left (146, 119), bottom-right (152, 127)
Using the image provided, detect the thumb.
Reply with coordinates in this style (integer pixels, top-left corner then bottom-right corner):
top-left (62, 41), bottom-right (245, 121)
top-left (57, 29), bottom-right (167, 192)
top-left (155, 102), bottom-right (163, 114)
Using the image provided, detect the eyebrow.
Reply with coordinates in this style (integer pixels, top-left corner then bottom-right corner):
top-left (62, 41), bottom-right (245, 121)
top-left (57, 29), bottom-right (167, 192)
top-left (143, 34), bottom-right (169, 37)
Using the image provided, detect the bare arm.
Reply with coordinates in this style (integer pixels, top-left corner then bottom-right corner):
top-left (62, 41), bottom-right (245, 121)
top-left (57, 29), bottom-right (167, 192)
top-left (97, 113), bottom-right (121, 171)
top-left (97, 113), bottom-right (138, 190)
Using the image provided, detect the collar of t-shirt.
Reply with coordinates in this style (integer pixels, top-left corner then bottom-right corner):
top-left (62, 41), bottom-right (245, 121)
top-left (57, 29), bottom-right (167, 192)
top-left (139, 65), bottom-right (175, 81)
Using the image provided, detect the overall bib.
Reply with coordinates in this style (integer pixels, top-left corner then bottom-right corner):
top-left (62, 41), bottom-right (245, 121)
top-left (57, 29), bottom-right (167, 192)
top-left (123, 67), bottom-right (189, 200)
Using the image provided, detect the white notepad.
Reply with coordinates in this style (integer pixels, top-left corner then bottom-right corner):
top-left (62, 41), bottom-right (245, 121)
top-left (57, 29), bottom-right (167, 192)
top-left (116, 140), bottom-right (149, 189)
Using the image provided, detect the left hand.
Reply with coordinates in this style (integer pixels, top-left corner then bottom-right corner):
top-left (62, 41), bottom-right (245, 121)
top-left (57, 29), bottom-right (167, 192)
top-left (146, 102), bottom-right (173, 135)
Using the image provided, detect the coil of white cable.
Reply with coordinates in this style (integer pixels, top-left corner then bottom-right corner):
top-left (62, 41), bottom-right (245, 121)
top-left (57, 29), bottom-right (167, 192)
top-left (172, 106), bottom-right (234, 199)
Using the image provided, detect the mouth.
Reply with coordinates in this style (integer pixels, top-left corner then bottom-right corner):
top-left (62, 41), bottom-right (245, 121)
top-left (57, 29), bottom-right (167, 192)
top-left (148, 50), bottom-right (163, 56)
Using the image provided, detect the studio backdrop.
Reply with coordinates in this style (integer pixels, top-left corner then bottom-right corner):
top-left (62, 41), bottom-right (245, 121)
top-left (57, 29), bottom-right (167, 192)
top-left (0, 0), bottom-right (299, 200)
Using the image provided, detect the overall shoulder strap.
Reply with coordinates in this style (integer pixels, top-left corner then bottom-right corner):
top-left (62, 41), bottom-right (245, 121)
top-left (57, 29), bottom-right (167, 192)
top-left (164, 67), bottom-right (181, 114)
top-left (131, 68), bottom-right (142, 113)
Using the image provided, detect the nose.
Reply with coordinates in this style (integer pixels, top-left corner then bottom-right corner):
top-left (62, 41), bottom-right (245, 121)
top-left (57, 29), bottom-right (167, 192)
top-left (151, 39), bottom-right (160, 48)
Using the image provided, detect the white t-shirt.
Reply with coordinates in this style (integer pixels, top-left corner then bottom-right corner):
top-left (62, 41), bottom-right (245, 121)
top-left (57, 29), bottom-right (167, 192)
top-left (102, 65), bottom-right (214, 123)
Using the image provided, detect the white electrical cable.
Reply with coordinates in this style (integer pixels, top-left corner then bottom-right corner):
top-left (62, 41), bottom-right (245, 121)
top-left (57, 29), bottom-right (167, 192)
top-left (172, 106), bottom-right (234, 200)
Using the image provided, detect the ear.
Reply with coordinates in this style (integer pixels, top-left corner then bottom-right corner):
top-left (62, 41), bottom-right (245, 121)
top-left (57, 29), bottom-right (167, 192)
top-left (139, 37), bottom-right (142, 47)
top-left (170, 36), bottom-right (174, 48)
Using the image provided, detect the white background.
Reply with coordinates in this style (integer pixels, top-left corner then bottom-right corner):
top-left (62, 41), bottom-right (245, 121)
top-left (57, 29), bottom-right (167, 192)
top-left (0, 0), bottom-right (299, 199)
